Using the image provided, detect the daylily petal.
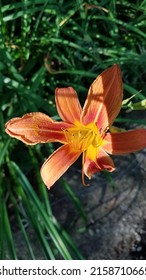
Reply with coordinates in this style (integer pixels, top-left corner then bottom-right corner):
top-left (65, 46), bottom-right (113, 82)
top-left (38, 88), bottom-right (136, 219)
top-left (41, 144), bottom-right (81, 189)
top-left (104, 128), bottom-right (146, 154)
top-left (84, 146), bottom-right (115, 179)
top-left (81, 65), bottom-right (123, 130)
top-left (5, 112), bottom-right (71, 145)
top-left (55, 87), bottom-right (82, 123)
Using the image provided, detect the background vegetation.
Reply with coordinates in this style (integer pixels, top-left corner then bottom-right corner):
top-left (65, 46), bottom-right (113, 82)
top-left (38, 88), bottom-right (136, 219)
top-left (0, 0), bottom-right (146, 259)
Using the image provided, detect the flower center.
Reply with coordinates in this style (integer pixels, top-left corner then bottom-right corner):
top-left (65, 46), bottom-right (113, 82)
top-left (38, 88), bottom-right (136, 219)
top-left (64, 122), bottom-right (103, 152)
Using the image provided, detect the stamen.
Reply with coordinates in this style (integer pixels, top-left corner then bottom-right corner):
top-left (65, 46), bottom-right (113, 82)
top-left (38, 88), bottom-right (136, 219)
top-left (63, 129), bottom-right (70, 143)
top-left (63, 123), bottom-right (103, 151)
top-left (103, 126), bottom-right (109, 137)
top-left (82, 152), bottom-right (89, 187)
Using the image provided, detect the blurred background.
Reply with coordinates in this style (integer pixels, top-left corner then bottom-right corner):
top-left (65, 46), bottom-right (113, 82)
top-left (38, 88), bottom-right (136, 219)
top-left (0, 0), bottom-right (146, 260)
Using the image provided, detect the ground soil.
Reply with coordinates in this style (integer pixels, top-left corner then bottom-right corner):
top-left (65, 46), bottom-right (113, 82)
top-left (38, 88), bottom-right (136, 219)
top-left (51, 150), bottom-right (146, 260)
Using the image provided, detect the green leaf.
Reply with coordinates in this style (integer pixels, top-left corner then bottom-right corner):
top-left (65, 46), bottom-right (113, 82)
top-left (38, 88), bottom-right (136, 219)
top-left (3, 202), bottom-right (17, 259)
top-left (128, 99), bottom-right (146, 110)
top-left (9, 161), bottom-right (83, 260)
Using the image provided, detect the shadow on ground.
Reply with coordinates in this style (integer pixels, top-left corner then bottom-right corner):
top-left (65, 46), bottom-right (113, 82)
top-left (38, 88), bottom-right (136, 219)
top-left (50, 149), bottom-right (146, 260)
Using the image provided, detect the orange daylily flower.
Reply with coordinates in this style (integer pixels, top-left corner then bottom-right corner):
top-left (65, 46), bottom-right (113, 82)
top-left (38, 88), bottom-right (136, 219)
top-left (5, 65), bottom-right (146, 189)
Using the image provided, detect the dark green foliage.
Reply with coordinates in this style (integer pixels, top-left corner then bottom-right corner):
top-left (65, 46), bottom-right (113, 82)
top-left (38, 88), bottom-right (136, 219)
top-left (0, 0), bottom-right (146, 259)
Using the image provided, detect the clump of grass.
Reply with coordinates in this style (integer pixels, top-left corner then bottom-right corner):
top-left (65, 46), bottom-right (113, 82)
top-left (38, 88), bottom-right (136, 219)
top-left (0, 0), bottom-right (146, 259)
